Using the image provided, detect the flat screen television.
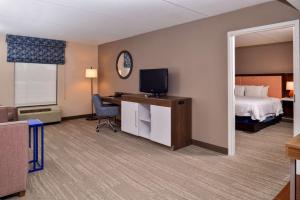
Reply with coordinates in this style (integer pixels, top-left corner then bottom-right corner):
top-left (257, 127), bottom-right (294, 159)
top-left (139, 68), bottom-right (168, 96)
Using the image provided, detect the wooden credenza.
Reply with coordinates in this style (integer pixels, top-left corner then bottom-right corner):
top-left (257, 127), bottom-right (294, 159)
top-left (103, 94), bottom-right (192, 150)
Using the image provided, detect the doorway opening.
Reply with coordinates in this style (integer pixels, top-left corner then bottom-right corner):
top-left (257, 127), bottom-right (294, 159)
top-left (227, 20), bottom-right (299, 156)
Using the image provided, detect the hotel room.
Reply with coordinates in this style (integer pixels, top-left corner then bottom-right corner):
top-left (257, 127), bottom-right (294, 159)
top-left (234, 27), bottom-right (293, 138)
top-left (233, 27), bottom-right (296, 175)
top-left (0, 0), bottom-right (299, 200)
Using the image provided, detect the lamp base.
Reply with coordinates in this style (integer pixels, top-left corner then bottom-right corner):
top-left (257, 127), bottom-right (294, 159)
top-left (289, 90), bottom-right (294, 98)
top-left (86, 114), bottom-right (98, 121)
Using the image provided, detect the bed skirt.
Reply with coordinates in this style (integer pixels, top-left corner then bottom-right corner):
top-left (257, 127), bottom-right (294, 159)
top-left (236, 115), bottom-right (282, 133)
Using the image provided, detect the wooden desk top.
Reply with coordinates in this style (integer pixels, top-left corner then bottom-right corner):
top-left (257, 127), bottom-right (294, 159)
top-left (102, 96), bottom-right (122, 105)
top-left (102, 94), bottom-right (191, 107)
top-left (286, 134), bottom-right (300, 160)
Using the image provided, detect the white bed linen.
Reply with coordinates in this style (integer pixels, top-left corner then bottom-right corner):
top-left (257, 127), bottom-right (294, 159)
top-left (235, 96), bottom-right (283, 122)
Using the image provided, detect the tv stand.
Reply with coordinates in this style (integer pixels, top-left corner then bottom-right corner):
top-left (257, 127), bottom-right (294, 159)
top-left (120, 94), bottom-right (192, 150)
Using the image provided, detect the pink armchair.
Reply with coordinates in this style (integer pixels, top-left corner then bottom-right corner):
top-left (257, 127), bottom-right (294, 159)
top-left (0, 106), bottom-right (18, 122)
top-left (0, 107), bottom-right (28, 198)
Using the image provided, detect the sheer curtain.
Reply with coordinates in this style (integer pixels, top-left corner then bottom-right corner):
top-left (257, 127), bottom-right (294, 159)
top-left (15, 63), bottom-right (57, 107)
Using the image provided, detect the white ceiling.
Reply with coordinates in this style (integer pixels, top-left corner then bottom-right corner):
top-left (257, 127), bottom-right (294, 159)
top-left (0, 0), bottom-right (273, 45)
top-left (236, 27), bottom-right (293, 47)
top-left (287, 0), bottom-right (300, 10)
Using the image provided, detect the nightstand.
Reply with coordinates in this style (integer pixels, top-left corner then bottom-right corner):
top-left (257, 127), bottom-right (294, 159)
top-left (281, 97), bottom-right (294, 121)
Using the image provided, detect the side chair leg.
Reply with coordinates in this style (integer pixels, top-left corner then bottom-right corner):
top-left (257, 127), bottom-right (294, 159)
top-left (96, 119), bottom-right (101, 133)
top-left (108, 119), bottom-right (117, 132)
top-left (96, 117), bottom-right (119, 133)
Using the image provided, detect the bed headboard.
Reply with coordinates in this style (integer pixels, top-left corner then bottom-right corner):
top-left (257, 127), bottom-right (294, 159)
top-left (235, 73), bottom-right (293, 98)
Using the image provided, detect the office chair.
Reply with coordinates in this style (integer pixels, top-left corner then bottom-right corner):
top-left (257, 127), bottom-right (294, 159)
top-left (92, 94), bottom-right (119, 133)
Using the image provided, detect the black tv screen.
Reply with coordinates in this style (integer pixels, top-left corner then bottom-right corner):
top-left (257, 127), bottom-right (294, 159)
top-left (139, 68), bottom-right (168, 95)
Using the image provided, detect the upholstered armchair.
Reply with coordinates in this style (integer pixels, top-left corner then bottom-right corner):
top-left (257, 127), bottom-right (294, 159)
top-left (0, 107), bottom-right (28, 198)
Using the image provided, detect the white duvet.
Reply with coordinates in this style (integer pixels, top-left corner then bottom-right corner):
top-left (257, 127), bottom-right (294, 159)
top-left (235, 96), bottom-right (283, 122)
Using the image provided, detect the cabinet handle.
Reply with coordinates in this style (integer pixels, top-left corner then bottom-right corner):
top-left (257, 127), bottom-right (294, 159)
top-left (135, 111), bottom-right (137, 127)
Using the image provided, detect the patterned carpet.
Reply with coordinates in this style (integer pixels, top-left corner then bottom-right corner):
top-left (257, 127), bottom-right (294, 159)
top-left (8, 119), bottom-right (292, 200)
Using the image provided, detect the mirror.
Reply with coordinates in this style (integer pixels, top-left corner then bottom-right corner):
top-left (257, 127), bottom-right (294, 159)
top-left (116, 50), bottom-right (133, 79)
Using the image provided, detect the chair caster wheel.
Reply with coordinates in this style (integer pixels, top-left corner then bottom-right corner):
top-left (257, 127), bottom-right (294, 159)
top-left (114, 130), bottom-right (117, 132)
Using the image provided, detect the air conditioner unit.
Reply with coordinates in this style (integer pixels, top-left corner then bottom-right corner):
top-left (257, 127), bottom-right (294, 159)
top-left (18, 106), bottom-right (62, 124)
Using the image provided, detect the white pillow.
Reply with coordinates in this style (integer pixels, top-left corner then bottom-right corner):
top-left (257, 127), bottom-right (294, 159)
top-left (245, 85), bottom-right (264, 97)
top-left (235, 85), bottom-right (245, 96)
top-left (261, 86), bottom-right (269, 97)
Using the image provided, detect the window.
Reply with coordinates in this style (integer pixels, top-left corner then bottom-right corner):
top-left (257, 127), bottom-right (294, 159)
top-left (15, 63), bottom-right (57, 107)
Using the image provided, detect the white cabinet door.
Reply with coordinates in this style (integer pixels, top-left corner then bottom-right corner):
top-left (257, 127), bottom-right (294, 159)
top-left (150, 105), bottom-right (171, 146)
top-left (121, 101), bottom-right (138, 136)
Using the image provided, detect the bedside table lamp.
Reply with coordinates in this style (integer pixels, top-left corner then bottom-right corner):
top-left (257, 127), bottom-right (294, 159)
top-left (85, 67), bottom-right (98, 120)
top-left (286, 81), bottom-right (294, 98)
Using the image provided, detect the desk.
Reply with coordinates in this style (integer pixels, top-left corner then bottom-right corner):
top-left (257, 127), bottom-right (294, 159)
top-left (102, 96), bottom-right (122, 105)
top-left (286, 134), bottom-right (300, 200)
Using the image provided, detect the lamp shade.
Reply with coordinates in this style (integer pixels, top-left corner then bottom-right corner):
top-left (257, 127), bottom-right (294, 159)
top-left (286, 81), bottom-right (294, 91)
top-left (85, 68), bottom-right (97, 78)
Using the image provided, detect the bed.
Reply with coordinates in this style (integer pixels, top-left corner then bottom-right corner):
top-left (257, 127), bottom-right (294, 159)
top-left (235, 96), bottom-right (283, 132)
top-left (235, 74), bottom-right (291, 133)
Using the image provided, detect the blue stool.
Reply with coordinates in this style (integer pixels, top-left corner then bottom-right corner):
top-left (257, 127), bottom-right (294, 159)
top-left (28, 119), bottom-right (44, 173)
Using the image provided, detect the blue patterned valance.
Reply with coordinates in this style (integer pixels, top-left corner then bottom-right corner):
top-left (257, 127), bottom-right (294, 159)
top-left (6, 34), bottom-right (66, 64)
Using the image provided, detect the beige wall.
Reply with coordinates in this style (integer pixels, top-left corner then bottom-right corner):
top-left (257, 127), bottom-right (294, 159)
top-left (98, 1), bottom-right (300, 148)
top-left (236, 42), bottom-right (293, 74)
top-left (0, 34), bottom-right (14, 106)
top-left (0, 34), bottom-right (98, 117)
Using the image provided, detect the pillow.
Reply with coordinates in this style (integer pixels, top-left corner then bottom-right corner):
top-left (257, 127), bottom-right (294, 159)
top-left (235, 85), bottom-right (245, 96)
top-left (245, 85), bottom-right (264, 97)
top-left (261, 86), bottom-right (269, 97)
